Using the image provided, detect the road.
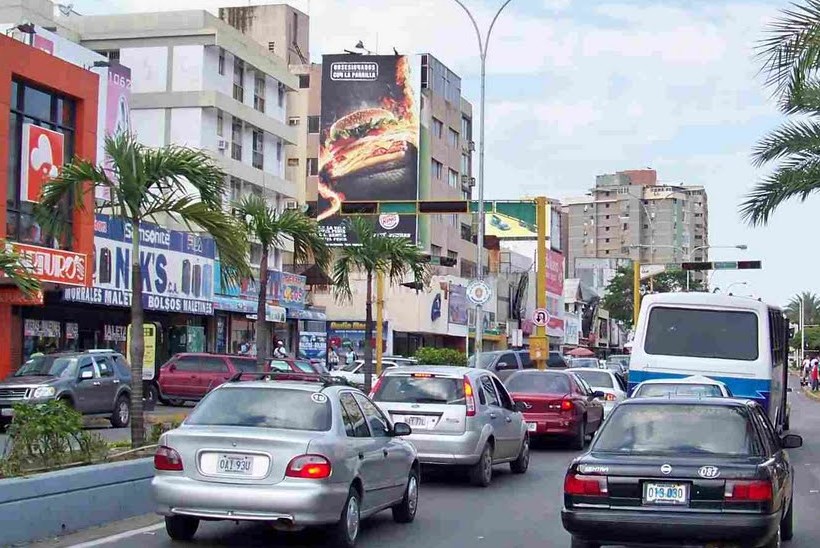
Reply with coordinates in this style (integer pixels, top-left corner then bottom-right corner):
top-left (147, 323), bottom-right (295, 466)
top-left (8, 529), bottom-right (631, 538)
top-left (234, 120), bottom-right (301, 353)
top-left (31, 380), bottom-right (820, 548)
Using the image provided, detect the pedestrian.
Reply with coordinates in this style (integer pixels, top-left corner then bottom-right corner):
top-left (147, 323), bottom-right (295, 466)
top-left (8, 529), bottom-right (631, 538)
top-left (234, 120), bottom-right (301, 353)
top-left (802, 356), bottom-right (811, 386)
top-left (273, 340), bottom-right (289, 359)
top-left (345, 344), bottom-right (359, 366)
top-left (328, 346), bottom-right (340, 370)
top-left (811, 356), bottom-right (819, 392)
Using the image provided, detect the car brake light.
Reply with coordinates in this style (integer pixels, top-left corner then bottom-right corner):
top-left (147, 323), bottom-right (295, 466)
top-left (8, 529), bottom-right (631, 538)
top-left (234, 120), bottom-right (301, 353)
top-left (561, 399), bottom-right (574, 411)
top-left (464, 376), bottom-right (476, 417)
top-left (725, 480), bottom-right (772, 502)
top-left (564, 473), bottom-right (607, 496)
top-left (154, 445), bottom-right (183, 471)
top-left (605, 393), bottom-right (617, 401)
top-left (369, 376), bottom-right (384, 398)
top-left (286, 454), bottom-right (332, 479)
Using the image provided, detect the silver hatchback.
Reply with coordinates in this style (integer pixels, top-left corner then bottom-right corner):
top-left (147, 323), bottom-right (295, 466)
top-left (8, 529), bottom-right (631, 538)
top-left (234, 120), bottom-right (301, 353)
top-left (152, 376), bottom-right (419, 547)
top-left (371, 366), bottom-right (530, 486)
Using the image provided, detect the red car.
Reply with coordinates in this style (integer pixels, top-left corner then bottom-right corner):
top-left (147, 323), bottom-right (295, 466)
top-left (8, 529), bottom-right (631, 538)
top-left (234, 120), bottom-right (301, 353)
top-left (156, 353), bottom-right (262, 406)
top-left (267, 358), bottom-right (329, 375)
top-left (504, 369), bottom-right (605, 449)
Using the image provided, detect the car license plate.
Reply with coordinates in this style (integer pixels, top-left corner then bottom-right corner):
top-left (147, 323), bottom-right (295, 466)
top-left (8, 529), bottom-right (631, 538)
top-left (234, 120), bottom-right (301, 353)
top-left (1, 408), bottom-right (13, 417)
top-left (527, 422), bottom-right (537, 432)
top-left (644, 482), bottom-right (688, 505)
top-left (403, 415), bottom-right (436, 429)
top-left (216, 454), bottom-right (253, 475)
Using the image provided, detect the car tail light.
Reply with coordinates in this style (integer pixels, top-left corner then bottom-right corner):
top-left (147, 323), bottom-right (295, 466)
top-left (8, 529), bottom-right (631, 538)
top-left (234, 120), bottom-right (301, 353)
top-left (464, 376), bottom-right (476, 417)
top-left (369, 376), bottom-right (384, 398)
top-left (286, 454), bottom-right (332, 479)
top-left (564, 473), bottom-right (607, 496)
top-left (604, 393), bottom-right (617, 401)
top-left (154, 446), bottom-right (183, 471)
top-left (561, 399), bottom-right (574, 411)
top-left (725, 480), bottom-right (772, 502)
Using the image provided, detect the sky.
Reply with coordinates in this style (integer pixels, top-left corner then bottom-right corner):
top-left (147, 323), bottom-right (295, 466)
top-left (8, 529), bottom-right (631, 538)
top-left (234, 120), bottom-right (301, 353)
top-left (71, 0), bottom-right (816, 306)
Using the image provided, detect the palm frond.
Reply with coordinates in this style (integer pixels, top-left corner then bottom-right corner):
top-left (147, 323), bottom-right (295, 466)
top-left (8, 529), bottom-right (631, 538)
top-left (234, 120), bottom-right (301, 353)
top-left (140, 142), bottom-right (227, 209)
top-left (758, 0), bottom-right (820, 96)
top-left (752, 119), bottom-right (820, 166)
top-left (35, 160), bottom-right (107, 236)
top-left (0, 243), bottom-right (41, 297)
top-left (331, 253), bottom-right (357, 302)
top-left (740, 158), bottom-right (820, 225)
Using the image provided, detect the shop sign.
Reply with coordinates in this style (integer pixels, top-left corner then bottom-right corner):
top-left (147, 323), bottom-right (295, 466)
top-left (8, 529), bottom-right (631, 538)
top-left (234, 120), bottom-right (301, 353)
top-left (21, 124), bottom-right (64, 203)
top-left (273, 271), bottom-right (306, 310)
top-left (546, 250), bottom-right (565, 337)
top-left (127, 323), bottom-right (157, 380)
top-left (32, 35), bottom-right (54, 55)
top-left (431, 294), bottom-right (442, 321)
top-left (327, 321), bottom-right (388, 356)
top-left (24, 319), bottom-right (60, 338)
top-left (63, 214), bottom-right (215, 315)
top-left (448, 284), bottom-right (468, 326)
top-left (0, 287), bottom-right (44, 305)
top-left (99, 63), bottom-right (131, 202)
top-left (14, 243), bottom-right (89, 287)
top-left (213, 296), bottom-right (257, 314)
top-left (65, 322), bottom-right (78, 340)
top-left (104, 324), bottom-right (127, 342)
top-left (246, 305), bottom-right (287, 323)
top-left (299, 331), bottom-right (327, 360)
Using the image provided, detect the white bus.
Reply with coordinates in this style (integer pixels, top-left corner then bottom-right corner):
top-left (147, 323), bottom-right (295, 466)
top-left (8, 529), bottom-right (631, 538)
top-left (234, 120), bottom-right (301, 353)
top-left (629, 293), bottom-right (791, 431)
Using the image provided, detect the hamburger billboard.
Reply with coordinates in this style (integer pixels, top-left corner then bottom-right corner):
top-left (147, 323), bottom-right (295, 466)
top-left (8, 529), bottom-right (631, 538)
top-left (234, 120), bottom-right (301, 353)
top-left (318, 55), bottom-right (421, 245)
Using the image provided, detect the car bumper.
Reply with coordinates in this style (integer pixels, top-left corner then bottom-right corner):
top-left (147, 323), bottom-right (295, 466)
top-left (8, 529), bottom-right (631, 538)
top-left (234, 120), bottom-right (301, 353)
top-left (523, 414), bottom-right (580, 436)
top-left (406, 430), bottom-right (483, 465)
top-left (562, 507), bottom-right (780, 547)
top-left (152, 474), bottom-right (349, 525)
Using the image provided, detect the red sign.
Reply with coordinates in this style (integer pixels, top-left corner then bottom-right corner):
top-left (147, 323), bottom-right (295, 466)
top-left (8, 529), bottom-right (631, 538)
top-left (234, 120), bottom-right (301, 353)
top-left (32, 35), bottom-right (54, 55)
top-left (20, 124), bottom-right (64, 203)
top-left (14, 243), bottom-right (88, 287)
top-left (0, 287), bottom-right (44, 305)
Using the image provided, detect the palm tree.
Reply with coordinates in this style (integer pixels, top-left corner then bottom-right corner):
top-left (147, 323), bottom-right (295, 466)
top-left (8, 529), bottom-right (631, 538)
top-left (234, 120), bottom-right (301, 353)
top-left (331, 217), bottom-right (428, 392)
top-left (785, 291), bottom-right (820, 325)
top-left (0, 244), bottom-right (40, 297)
top-left (742, 1), bottom-right (820, 224)
top-left (36, 133), bottom-right (249, 447)
top-left (233, 195), bottom-right (330, 367)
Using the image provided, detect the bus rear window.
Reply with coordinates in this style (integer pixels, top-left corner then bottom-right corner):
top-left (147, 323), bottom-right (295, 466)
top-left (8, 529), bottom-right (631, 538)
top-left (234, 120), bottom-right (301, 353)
top-left (644, 307), bottom-right (759, 361)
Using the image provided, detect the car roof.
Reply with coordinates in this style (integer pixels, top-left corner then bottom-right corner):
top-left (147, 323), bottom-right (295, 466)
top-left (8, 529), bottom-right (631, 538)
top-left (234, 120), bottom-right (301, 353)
top-left (616, 397), bottom-right (754, 408)
top-left (570, 367), bottom-right (613, 373)
top-left (217, 379), bottom-right (357, 394)
top-left (637, 375), bottom-right (726, 386)
top-left (384, 365), bottom-right (473, 376)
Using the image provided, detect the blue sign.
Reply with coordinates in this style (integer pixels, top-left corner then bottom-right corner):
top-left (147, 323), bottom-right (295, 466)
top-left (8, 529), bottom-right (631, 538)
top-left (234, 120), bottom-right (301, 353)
top-left (431, 293), bottom-right (442, 321)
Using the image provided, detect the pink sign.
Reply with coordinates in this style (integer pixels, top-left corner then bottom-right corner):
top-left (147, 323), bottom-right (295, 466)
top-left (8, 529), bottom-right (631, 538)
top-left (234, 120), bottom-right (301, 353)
top-left (32, 35), bottom-right (53, 55)
top-left (98, 64), bottom-right (131, 201)
top-left (546, 250), bottom-right (565, 333)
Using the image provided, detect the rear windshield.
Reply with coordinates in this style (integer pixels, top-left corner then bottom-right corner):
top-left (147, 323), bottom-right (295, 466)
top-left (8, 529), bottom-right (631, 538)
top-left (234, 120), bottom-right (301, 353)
top-left (570, 359), bottom-right (599, 369)
top-left (186, 388), bottom-right (331, 431)
top-left (232, 358), bottom-right (261, 373)
top-left (593, 404), bottom-right (758, 456)
top-left (572, 370), bottom-right (614, 389)
top-left (373, 375), bottom-right (465, 405)
top-left (635, 383), bottom-right (723, 398)
top-left (505, 372), bottom-right (570, 394)
top-left (645, 307), bottom-right (759, 361)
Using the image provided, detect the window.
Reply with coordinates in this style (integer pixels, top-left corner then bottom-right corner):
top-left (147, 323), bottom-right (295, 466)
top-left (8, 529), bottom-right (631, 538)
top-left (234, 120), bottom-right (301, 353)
top-left (495, 353), bottom-right (517, 371)
top-left (461, 223), bottom-right (472, 242)
top-left (294, 361), bottom-right (314, 373)
top-left (276, 141), bottom-right (283, 162)
top-left (492, 378), bottom-right (514, 410)
top-left (268, 360), bottom-right (292, 372)
top-left (431, 244), bottom-right (442, 256)
top-left (644, 307), bottom-right (759, 361)
top-left (354, 394), bottom-right (390, 437)
top-left (277, 82), bottom-right (285, 107)
top-left (218, 48), bottom-right (225, 75)
top-left (480, 376), bottom-right (500, 406)
top-left (230, 177), bottom-right (242, 202)
top-left (340, 393), bottom-right (371, 437)
top-left (605, 238), bottom-right (610, 243)
top-left (287, 158), bottom-right (299, 167)
top-left (448, 169), bottom-right (459, 188)
top-left (231, 357), bottom-right (259, 372)
top-left (447, 250), bottom-right (457, 263)
top-left (506, 372), bottom-right (570, 393)
top-left (216, 110), bottom-right (223, 137)
top-left (461, 153), bottom-right (470, 174)
top-left (432, 159), bottom-right (443, 179)
top-left (461, 116), bottom-right (471, 140)
top-left (252, 128), bottom-right (264, 170)
top-left (95, 356), bottom-right (114, 377)
top-left (299, 74), bottom-right (310, 89)
top-left (306, 157), bottom-right (319, 176)
top-left (307, 115), bottom-right (320, 134)
top-left (233, 58), bottom-right (244, 102)
top-left (78, 359), bottom-right (96, 379)
top-left (288, 116), bottom-right (300, 126)
top-left (572, 370), bottom-right (614, 389)
top-left (200, 357), bottom-right (229, 372)
top-left (253, 75), bottom-right (265, 112)
top-left (448, 127), bottom-right (459, 147)
top-left (173, 357), bottom-right (199, 372)
top-left (231, 119), bottom-right (243, 161)
top-left (371, 376), bottom-right (465, 405)
top-left (432, 117), bottom-right (444, 138)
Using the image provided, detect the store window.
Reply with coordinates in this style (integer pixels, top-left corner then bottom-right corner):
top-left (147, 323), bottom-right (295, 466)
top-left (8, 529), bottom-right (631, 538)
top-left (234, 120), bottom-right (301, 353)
top-left (7, 79), bottom-right (75, 249)
top-left (231, 317), bottom-right (255, 354)
top-left (23, 319), bottom-right (62, 360)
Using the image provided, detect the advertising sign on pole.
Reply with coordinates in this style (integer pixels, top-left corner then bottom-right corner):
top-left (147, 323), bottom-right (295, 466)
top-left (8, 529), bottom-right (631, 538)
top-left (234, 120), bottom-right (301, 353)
top-left (318, 55), bottom-right (421, 245)
top-left (99, 63), bottom-right (131, 201)
top-left (546, 250), bottom-right (565, 337)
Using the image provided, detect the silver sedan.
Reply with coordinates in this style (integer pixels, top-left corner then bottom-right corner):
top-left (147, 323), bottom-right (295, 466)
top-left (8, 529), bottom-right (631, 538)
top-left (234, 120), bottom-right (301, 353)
top-left (152, 377), bottom-right (419, 547)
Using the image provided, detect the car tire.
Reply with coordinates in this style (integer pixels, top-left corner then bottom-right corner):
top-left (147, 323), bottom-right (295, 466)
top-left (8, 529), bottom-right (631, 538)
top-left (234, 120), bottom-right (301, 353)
top-left (571, 419), bottom-right (586, 451)
top-left (392, 469), bottom-right (419, 523)
top-left (469, 443), bottom-right (493, 487)
top-left (144, 384), bottom-right (159, 406)
top-left (571, 537), bottom-right (600, 548)
top-left (510, 434), bottom-right (530, 474)
top-left (781, 497), bottom-right (794, 541)
top-left (58, 397), bottom-right (74, 410)
top-left (110, 395), bottom-right (131, 428)
top-left (329, 487), bottom-right (361, 548)
top-left (164, 515), bottom-right (199, 541)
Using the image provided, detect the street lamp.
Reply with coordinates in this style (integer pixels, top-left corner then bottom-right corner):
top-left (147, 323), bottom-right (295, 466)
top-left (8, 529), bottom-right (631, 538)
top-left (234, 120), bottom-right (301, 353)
top-left (726, 281), bottom-right (748, 294)
top-left (686, 244), bottom-right (747, 291)
top-left (452, 0), bottom-right (513, 362)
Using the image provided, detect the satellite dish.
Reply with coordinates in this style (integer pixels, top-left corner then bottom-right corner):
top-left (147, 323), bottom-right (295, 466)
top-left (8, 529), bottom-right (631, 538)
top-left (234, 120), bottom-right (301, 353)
top-left (57, 3), bottom-right (74, 16)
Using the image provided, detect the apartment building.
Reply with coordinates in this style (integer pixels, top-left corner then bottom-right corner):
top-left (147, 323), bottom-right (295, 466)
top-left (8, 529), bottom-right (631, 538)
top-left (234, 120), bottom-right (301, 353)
top-left (565, 169), bottom-right (709, 290)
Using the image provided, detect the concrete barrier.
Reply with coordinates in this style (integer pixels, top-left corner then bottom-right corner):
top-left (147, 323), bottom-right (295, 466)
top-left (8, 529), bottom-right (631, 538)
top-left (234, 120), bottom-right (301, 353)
top-left (0, 458), bottom-right (154, 546)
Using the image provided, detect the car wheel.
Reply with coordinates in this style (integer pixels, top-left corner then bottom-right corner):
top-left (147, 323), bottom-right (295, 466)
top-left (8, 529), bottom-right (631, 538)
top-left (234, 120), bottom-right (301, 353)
top-left (571, 419), bottom-right (587, 451)
top-left (110, 395), bottom-right (131, 428)
top-left (571, 537), bottom-right (600, 548)
top-left (144, 384), bottom-right (158, 405)
top-left (329, 487), bottom-right (361, 547)
top-left (164, 515), bottom-right (199, 541)
top-left (510, 434), bottom-right (530, 474)
top-left (781, 497), bottom-right (794, 541)
top-left (469, 443), bottom-right (493, 487)
top-left (392, 468), bottom-right (419, 523)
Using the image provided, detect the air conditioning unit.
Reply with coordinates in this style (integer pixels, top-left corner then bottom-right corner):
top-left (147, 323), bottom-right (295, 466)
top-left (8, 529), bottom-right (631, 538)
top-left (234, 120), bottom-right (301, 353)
top-left (284, 199), bottom-right (299, 210)
top-left (217, 138), bottom-right (228, 150)
top-left (461, 174), bottom-right (470, 184)
top-left (467, 141), bottom-right (476, 152)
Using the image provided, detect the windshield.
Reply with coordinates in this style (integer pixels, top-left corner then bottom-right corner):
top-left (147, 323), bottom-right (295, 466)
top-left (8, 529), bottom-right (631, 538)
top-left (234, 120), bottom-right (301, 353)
top-left (572, 370), bottom-right (614, 388)
top-left (593, 404), bottom-right (757, 456)
top-left (635, 383), bottom-right (723, 398)
top-left (468, 353), bottom-right (497, 369)
top-left (341, 361), bottom-right (361, 373)
top-left (645, 307), bottom-right (759, 361)
top-left (15, 356), bottom-right (75, 377)
top-left (373, 375), bottom-right (466, 405)
top-left (608, 356), bottom-right (630, 366)
top-left (505, 372), bottom-right (570, 394)
top-left (186, 388), bottom-right (331, 431)
top-left (570, 358), bottom-right (599, 369)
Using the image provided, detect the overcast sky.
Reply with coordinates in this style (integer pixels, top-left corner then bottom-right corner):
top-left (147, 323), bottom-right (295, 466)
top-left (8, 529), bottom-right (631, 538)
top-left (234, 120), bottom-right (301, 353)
top-left (73, 0), bottom-right (815, 306)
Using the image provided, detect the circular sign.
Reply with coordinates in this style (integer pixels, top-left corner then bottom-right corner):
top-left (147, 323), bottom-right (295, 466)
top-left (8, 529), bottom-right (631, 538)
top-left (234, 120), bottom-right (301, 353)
top-left (532, 308), bottom-right (550, 327)
top-left (379, 213), bottom-right (400, 230)
top-left (466, 281), bottom-right (492, 305)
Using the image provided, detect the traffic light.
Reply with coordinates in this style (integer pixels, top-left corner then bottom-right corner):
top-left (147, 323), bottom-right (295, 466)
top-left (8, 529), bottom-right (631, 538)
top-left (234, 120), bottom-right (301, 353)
top-left (737, 261), bottom-right (762, 270)
top-left (418, 201), bottom-right (469, 214)
top-left (681, 261), bottom-right (762, 271)
top-left (681, 262), bottom-right (712, 271)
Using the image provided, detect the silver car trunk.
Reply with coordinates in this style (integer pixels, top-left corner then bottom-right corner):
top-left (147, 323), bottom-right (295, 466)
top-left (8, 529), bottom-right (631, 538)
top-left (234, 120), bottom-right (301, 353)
top-left (374, 373), bottom-right (468, 435)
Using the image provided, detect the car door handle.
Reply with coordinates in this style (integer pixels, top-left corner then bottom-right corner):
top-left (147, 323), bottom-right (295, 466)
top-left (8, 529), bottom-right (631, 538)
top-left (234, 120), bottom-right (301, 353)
top-left (92, 382), bottom-right (101, 386)
top-left (113, 379), bottom-right (120, 384)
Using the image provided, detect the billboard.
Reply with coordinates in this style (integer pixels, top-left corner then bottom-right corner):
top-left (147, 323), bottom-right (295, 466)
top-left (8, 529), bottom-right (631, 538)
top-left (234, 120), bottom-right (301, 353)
top-left (550, 204), bottom-right (562, 251)
top-left (100, 63), bottom-right (131, 201)
top-left (546, 249), bottom-right (565, 337)
top-left (448, 283), bottom-right (468, 325)
top-left (20, 124), bottom-right (63, 203)
top-left (318, 55), bottom-right (420, 245)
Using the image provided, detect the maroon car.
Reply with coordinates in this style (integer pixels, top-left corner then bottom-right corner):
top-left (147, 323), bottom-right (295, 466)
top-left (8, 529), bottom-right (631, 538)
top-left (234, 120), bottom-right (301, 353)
top-left (156, 353), bottom-right (261, 406)
top-left (267, 358), bottom-right (329, 375)
top-left (504, 370), bottom-right (605, 449)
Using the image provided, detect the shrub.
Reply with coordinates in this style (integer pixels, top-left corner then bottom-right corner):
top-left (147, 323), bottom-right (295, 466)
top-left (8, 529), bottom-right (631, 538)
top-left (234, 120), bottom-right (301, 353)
top-left (414, 347), bottom-right (468, 367)
top-left (148, 420), bottom-right (182, 445)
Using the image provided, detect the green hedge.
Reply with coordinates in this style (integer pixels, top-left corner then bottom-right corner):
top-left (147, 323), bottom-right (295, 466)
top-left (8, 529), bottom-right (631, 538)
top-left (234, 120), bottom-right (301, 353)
top-left (414, 347), bottom-right (468, 367)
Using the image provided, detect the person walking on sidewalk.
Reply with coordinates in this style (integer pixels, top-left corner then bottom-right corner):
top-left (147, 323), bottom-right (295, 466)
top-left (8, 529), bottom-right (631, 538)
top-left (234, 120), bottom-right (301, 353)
top-left (811, 356), bottom-right (819, 392)
top-left (803, 356), bottom-right (811, 386)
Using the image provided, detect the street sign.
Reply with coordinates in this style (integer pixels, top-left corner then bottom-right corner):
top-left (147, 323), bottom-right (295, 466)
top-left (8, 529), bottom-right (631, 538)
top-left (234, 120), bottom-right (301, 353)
top-left (532, 308), bottom-right (550, 327)
top-left (466, 280), bottom-right (492, 306)
top-left (682, 261), bottom-right (762, 271)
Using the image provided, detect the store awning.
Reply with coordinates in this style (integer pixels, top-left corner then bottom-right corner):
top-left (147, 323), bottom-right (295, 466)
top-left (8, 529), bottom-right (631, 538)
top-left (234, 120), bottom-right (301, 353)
top-left (287, 308), bottom-right (328, 321)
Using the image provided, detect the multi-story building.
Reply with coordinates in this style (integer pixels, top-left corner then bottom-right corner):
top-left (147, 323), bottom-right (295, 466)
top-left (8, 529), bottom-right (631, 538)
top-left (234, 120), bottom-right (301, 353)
top-left (565, 169), bottom-right (709, 293)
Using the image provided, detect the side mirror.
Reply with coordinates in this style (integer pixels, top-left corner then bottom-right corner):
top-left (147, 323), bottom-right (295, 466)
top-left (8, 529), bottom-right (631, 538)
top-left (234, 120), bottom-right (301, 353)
top-left (496, 361), bottom-right (508, 371)
top-left (592, 391), bottom-right (606, 399)
top-left (781, 434), bottom-right (803, 449)
top-left (514, 401), bottom-right (530, 412)
top-left (392, 422), bottom-right (412, 437)
top-left (79, 370), bottom-right (94, 380)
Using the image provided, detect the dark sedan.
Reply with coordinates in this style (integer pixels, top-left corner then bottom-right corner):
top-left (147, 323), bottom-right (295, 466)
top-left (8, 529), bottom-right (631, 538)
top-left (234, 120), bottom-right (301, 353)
top-left (562, 398), bottom-right (801, 548)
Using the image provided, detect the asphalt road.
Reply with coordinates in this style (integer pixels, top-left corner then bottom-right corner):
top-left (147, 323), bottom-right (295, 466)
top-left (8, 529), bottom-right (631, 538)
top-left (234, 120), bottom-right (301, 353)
top-left (32, 379), bottom-right (820, 548)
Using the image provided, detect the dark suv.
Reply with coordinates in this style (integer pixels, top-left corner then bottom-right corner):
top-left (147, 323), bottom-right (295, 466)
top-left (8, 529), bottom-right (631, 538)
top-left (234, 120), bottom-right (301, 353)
top-left (470, 350), bottom-right (568, 376)
top-left (155, 353), bottom-right (261, 406)
top-left (0, 350), bottom-right (133, 428)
